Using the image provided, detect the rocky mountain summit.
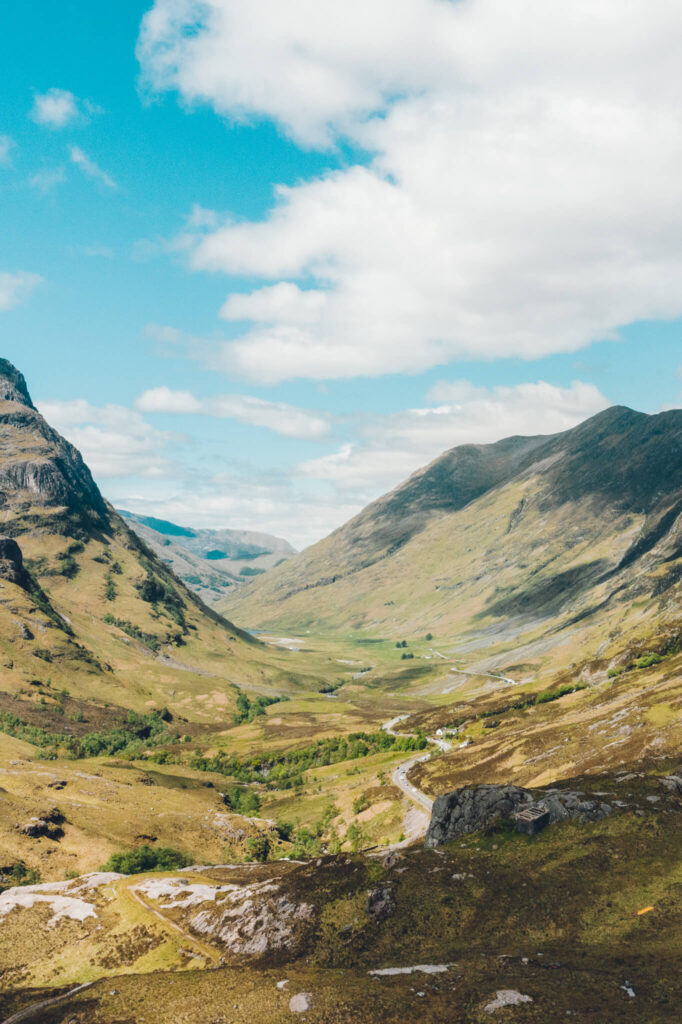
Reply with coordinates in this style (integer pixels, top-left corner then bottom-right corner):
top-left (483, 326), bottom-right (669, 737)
top-left (0, 358), bottom-right (108, 537)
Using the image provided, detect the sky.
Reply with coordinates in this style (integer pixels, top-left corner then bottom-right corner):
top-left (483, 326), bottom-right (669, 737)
top-left (1, 0), bottom-right (681, 550)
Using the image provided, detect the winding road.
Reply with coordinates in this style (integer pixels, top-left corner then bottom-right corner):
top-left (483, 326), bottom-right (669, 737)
top-left (382, 715), bottom-right (452, 814)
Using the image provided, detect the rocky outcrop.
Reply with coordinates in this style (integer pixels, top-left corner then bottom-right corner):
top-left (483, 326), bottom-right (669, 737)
top-left (0, 359), bottom-right (35, 408)
top-left (365, 883), bottom-right (395, 922)
top-left (425, 783), bottom-right (613, 847)
top-left (0, 360), bottom-right (109, 536)
top-left (0, 537), bottom-right (31, 588)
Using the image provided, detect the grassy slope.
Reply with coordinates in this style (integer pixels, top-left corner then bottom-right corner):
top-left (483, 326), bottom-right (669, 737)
top-left (0, 760), bottom-right (680, 1022)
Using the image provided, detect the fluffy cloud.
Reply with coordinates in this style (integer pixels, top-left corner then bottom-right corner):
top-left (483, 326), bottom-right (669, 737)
top-left (69, 146), bottom-right (117, 189)
top-left (136, 385), bottom-right (330, 439)
top-left (298, 380), bottom-right (610, 498)
top-left (139, 0), bottom-right (682, 382)
top-left (30, 88), bottom-right (81, 129)
top-left (36, 399), bottom-right (175, 479)
top-left (0, 271), bottom-right (43, 311)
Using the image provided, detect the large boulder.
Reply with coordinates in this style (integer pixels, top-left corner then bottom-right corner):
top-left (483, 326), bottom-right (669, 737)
top-left (425, 783), bottom-right (612, 847)
top-left (425, 785), bottom-right (532, 847)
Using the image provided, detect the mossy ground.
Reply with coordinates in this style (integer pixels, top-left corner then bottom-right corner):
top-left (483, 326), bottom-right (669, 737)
top-left (1, 763), bottom-right (680, 1022)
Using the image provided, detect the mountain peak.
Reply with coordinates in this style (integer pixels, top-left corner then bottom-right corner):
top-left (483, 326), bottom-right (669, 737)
top-left (0, 358), bottom-right (35, 409)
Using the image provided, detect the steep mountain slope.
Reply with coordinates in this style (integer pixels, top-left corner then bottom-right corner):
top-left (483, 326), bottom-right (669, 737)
top-left (0, 359), bottom-right (302, 712)
top-left (221, 405), bottom-right (682, 672)
top-left (118, 511), bottom-right (295, 606)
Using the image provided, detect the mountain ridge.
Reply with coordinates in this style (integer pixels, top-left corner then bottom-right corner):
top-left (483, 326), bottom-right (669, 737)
top-left (220, 404), bottom-right (682, 675)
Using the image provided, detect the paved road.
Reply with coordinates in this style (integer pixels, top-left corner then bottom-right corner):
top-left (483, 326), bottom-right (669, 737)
top-left (382, 716), bottom-right (452, 813)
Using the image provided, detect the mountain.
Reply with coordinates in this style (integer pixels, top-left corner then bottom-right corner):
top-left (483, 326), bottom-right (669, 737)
top-left (0, 358), bottom-right (295, 708)
top-left (220, 405), bottom-right (682, 673)
top-left (118, 511), bottom-right (295, 606)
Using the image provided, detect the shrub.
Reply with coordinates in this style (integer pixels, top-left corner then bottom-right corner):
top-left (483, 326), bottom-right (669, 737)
top-left (634, 652), bottom-right (664, 669)
top-left (246, 835), bottom-right (270, 862)
top-left (275, 820), bottom-right (294, 842)
top-left (100, 845), bottom-right (191, 875)
top-left (352, 795), bottom-right (369, 815)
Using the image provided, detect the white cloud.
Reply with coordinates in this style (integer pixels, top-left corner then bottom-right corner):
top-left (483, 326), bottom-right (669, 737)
top-left (135, 385), bottom-right (331, 439)
top-left (30, 88), bottom-right (80, 129)
top-left (69, 146), bottom-right (117, 189)
top-left (0, 135), bottom-right (15, 164)
top-left (36, 399), bottom-right (175, 478)
top-left (107, 378), bottom-right (611, 548)
top-left (29, 167), bottom-right (66, 194)
top-left (139, 0), bottom-right (682, 382)
top-left (0, 271), bottom-right (43, 311)
top-left (298, 380), bottom-right (611, 497)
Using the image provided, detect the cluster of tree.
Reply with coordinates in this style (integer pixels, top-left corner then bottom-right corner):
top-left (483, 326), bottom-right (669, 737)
top-left (135, 555), bottom-right (188, 630)
top-left (190, 730), bottom-right (427, 788)
top-left (102, 613), bottom-right (161, 651)
top-left (232, 690), bottom-right (288, 724)
top-left (101, 844), bottom-right (191, 875)
top-left (0, 708), bottom-right (177, 760)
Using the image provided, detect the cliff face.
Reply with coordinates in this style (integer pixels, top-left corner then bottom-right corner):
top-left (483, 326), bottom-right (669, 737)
top-left (0, 363), bottom-right (108, 537)
top-left (0, 359), bottom-right (270, 700)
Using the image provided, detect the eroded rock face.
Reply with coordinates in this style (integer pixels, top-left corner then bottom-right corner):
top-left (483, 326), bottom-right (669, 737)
top-left (425, 783), bottom-right (613, 847)
top-left (0, 359), bottom-right (35, 408)
top-left (0, 537), bottom-right (29, 587)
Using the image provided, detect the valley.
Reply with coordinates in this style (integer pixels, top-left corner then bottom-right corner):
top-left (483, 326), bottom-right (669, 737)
top-left (0, 359), bottom-right (680, 1022)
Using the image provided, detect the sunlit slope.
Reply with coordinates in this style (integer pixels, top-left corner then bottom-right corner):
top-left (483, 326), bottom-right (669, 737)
top-left (0, 358), bottom-right (313, 712)
top-left (221, 406), bottom-right (682, 666)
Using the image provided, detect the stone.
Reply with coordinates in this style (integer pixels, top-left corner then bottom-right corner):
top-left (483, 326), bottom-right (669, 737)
top-left (365, 884), bottom-right (395, 922)
top-left (289, 992), bottom-right (313, 1013)
top-left (484, 990), bottom-right (533, 1013)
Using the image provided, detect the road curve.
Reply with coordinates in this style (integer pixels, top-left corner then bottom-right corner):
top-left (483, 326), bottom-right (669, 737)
top-left (382, 715), bottom-right (452, 813)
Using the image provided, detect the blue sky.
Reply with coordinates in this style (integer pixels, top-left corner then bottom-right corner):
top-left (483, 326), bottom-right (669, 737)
top-left (1, 1), bottom-right (681, 548)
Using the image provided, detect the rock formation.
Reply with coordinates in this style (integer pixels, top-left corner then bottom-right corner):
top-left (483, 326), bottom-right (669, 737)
top-left (425, 783), bottom-right (613, 847)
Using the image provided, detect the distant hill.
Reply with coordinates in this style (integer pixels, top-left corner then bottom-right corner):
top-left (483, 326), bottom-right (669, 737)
top-left (118, 511), bottom-right (295, 606)
top-left (220, 405), bottom-right (682, 674)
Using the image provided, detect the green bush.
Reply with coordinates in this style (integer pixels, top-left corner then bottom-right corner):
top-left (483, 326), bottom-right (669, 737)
top-left (275, 820), bottom-right (294, 841)
top-left (634, 652), bottom-right (664, 669)
top-left (100, 845), bottom-right (191, 875)
top-left (246, 835), bottom-right (270, 862)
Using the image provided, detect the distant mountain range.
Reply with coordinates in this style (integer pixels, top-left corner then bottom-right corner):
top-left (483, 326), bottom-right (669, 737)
top-left (220, 404), bottom-right (682, 677)
top-left (119, 511), bottom-right (295, 606)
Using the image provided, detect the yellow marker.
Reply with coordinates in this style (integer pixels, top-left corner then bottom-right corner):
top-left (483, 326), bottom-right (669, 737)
top-left (637, 906), bottom-right (654, 916)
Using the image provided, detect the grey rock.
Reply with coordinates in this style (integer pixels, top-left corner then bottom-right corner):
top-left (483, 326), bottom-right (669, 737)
top-left (289, 992), bottom-right (313, 1013)
top-left (365, 884), bottom-right (395, 922)
top-left (425, 785), bottom-right (532, 847)
top-left (0, 537), bottom-right (30, 588)
top-left (426, 783), bottom-right (613, 847)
